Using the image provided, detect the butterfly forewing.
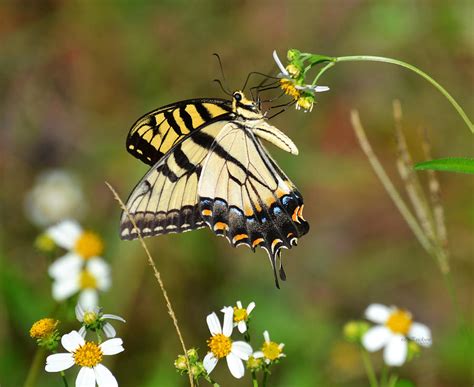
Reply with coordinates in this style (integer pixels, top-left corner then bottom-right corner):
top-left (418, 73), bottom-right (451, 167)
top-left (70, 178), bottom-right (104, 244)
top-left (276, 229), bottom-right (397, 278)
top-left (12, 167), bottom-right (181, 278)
top-left (126, 99), bottom-right (232, 166)
top-left (120, 120), bottom-right (229, 239)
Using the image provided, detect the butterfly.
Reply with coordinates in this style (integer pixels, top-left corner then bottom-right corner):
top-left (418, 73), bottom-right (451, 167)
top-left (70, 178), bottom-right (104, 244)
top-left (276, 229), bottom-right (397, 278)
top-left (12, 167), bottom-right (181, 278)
top-left (120, 91), bottom-right (309, 287)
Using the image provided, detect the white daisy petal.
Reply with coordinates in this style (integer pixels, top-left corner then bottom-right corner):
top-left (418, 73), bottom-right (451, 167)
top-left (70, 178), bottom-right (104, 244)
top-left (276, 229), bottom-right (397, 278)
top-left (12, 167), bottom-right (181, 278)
top-left (226, 352), bottom-right (245, 379)
top-left (75, 304), bottom-right (85, 321)
top-left (365, 304), bottom-right (392, 324)
top-left (100, 338), bottom-right (124, 355)
top-left (253, 351), bottom-right (264, 359)
top-left (78, 326), bottom-right (87, 338)
top-left (94, 364), bottom-right (118, 387)
top-left (203, 352), bottom-right (218, 374)
top-left (362, 326), bottom-right (391, 352)
top-left (315, 85), bottom-right (330, 92)
top-left (408, 322), bottom-right (432, 347)
top-left (236, 301), bottom-right (243, 308)
top-left (206, 313), bottom-right (222, 335)
top-left (263, 330), bottom-right (270, 343)
top-left (237, 320), bottom-right (246, 333)
top-left (384, 334), bottom-right (407, 366)
top-left (61, 330), bottom-right (85, 353)
top-left (272, 50), bottom-right (289, 76)
top-left (87, 258), bottom-right (110, 277)
top-left (48, 253), bottom-right (82, 279)
top-left (47, 220), bottom-right (82, 249)
top-left (78, 289), bottom-right (98, 309)
top-left (246, 302), bottom-right (256, 314)
top-left (102, 314), bottom-right (126, 323)
top-left (231, 341), bottom-right (253, 360)
top-left (45, 353), bottom-right (75, 372)
top-left (52, 277), bottom-right (79, 301)
top-left (103, 323), bottom-right (116, 338)
top-left (222, 307), bottom-right (234, 337)
top-left (76, 366), bottom-right (96, 387)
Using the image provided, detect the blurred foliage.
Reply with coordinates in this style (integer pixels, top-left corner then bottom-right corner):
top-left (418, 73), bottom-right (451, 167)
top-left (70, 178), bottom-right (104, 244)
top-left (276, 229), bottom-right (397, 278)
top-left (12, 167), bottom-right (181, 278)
top-left (0, 1), bottom-right (473, 386)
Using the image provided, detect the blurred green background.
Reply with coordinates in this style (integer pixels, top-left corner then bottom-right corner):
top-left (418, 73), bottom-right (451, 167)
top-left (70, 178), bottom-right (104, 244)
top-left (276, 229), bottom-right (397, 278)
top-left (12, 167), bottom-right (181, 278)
top-left (0, 1), bottom-right (472, 386)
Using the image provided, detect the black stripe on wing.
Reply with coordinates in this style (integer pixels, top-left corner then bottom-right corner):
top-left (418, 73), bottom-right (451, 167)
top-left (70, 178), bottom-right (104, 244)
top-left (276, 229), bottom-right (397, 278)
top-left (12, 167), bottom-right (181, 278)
top-left (126, 98), bottom-right (232, 166)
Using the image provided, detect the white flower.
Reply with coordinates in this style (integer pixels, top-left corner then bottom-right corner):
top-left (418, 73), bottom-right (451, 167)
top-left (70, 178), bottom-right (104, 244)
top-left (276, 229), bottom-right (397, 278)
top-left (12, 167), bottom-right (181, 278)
top-left (45, 330), bottom-right (123, 387)
top-left (76, 305), bottom-right (126, 339)
top-left (52, 258), bottom-right (111, 309)
top-left (221, 301), bottom-right (255, 334)
top-left (47, 220), bottom-right (105, 279)
top-left (362, 303), bottom-right (432, 367)
top-left (25, 170), bottom-right (85, 227)
top-left (253, 330), bottom-right (285, 364)
top-left (203, 307), bottom-right (253, 379)
top-left (273, 50), bottom-right (290, 77)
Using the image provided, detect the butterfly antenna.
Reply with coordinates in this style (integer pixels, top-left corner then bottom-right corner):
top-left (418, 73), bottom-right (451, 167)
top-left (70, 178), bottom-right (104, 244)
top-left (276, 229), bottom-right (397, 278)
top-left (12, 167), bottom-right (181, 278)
top-left (267, 100), bottom-right (296, 119)
top-left (242, 71), bottom-right (280, 92)
top-left (213, 53), bottom-right (233, 94)
top-left (213, 79), bottom-right (232, 96)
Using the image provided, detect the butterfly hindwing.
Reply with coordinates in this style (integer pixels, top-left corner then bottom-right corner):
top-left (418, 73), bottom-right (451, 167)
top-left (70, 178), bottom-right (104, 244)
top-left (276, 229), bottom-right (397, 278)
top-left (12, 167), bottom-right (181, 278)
top-left (197, 122), bottom-right (309, 285)
top-left (126, 98), bottom-right (232, 166)
top-left (120, 120), bottom-right (230, 239)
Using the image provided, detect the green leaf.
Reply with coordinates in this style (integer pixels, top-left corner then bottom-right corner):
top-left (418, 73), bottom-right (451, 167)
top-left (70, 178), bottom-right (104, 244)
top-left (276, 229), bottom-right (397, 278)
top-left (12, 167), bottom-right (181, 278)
top-left (414, 157), bottom-right (474, 174)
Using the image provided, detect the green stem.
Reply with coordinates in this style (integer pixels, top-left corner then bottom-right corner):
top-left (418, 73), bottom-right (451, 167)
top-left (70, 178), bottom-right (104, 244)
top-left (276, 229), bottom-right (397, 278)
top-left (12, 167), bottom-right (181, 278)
top-left (252, 371), bottom-right (259, 387)
top-left (380, 365), bottom-right (388, 387)
top-left (360, 348), bottom-right (378, 387)
top-left (203, 374), bottom-right (220, 387)
top-left (387, 374), bottom-right (398, 387)
top-left (23, 347), bottom-right (46, 387)
top-left (314, 55), bottom-right (473, 134)
top-left (60, 372), bottom-right (69, 387)
top-left (442, 269), bottom-right (465, 329)
top-left (261, 371), bottom-right (268, 387)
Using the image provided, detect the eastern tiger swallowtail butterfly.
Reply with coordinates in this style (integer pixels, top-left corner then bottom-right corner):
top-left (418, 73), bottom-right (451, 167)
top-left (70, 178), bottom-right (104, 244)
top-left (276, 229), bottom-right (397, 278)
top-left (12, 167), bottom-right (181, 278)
top-left (120, 91), bottom-right (309, 287)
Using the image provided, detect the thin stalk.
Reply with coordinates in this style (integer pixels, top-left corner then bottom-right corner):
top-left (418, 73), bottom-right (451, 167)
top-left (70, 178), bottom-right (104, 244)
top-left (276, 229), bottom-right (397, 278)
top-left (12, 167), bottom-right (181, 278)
top-left (60, 372), bottom-right (69, 387)
top-left (262, 370), bottom-right (268, 387)
top-left (106, 182), bottom-right (194, 387)
top-left (331, 55), bottom-right (473, 134)
top-left (23, 348), bottom-right (45, 387)
top-left (380, 365), bottom-right (388, 386)
top-left (350, 110), bottom-right (433, 254)
top-left (252, 371), bottom-right (259, 387)
top-left (387, 374), bottom-right (398, 387)
top-left (360, 348), bottom-right (379, 387)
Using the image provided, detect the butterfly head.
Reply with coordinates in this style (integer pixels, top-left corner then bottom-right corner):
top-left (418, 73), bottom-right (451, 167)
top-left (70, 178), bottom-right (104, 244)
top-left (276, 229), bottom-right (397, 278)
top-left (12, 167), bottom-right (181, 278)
top-left (232, 91), bottom-right (263, 120)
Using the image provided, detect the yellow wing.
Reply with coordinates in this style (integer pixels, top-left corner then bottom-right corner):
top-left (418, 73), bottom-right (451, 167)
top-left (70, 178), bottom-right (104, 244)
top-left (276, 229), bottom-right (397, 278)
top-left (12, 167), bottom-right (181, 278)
top-left (126, 98), bottom-right (232, 166)
top-left (120, 120), bottom-right (229, 239)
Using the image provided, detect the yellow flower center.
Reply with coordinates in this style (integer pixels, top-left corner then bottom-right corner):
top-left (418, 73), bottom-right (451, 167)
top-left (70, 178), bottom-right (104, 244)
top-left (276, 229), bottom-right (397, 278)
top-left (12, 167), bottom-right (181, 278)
top-left (233, 307), bottom-right (248, 322)
top-left (286, 64), bottom-right (301, 77)
top-left (207, 333), bottom-right (232, 359)
top-left (385, 309), bottom-right (412, 335)
top-left (29, 318), bottom-right (58, 339)
top-left (75, 231), bottom-right (104, 259)
top-left (83, 311), bottom-right (98, 325)
top-left (73, 342), bottom-right (103, 368)
top-left (296, 96), bottom-right (314, 111)
top-left (246, 355), bottom-right (262, 370)
top-left (279, 79), bottom-right (300, 100)
top-left (79, 270), bottom-right (97, 289)
top-left (262, 341), bottom-right (282, 361)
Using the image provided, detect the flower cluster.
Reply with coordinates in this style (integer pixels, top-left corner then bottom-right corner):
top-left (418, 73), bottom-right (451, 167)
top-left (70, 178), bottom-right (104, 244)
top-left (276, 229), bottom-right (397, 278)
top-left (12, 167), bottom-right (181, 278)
top-left (174, 300), bottom-right (285, 385)
top-left (273, 49), bottom-right (330, 112)
top-left (30, 307), bottom-right (125, 386)
top-left (44, 220), bottom-right (111, 309)
top-left (344, 303), bottom-right (432, 367)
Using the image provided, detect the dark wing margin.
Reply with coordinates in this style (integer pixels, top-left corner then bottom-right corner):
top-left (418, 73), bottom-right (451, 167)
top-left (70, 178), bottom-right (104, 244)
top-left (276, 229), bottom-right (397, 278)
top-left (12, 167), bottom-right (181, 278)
top-left (126, 98), bottom-right (232, 166)
top-left (197, 122), bottom-right (309, 288)
top-left (120, 120), bottom-right (229, 240)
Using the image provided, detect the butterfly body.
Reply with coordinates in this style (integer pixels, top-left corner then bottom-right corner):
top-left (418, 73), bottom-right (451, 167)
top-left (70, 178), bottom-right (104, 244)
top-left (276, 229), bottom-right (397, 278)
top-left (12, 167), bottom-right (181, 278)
top-left (121, 91), bottom-right (308, 286)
